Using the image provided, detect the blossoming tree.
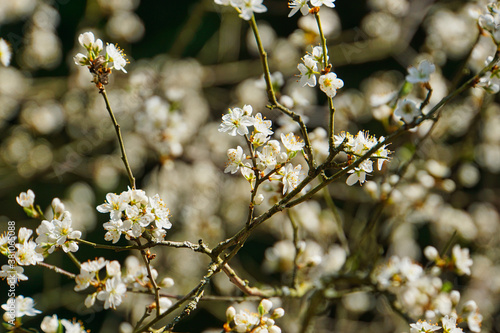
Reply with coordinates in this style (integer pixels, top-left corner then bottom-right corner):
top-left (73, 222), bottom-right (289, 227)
top-left (1, 0), bottom-right (500, 332)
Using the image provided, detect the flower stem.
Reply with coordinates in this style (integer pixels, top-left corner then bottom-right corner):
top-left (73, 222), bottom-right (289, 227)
top-left (136, 239), bottom-right (161, 318)
top-left (38, 262), bottom-right (76, 279)
top-left (248, 15), bottom-right (316, 170)
top-left (66, 251), bottom-right (81, 269)
top-left (314, 11), bottom-right (336, 147)
top-left (100, 88), bottom-right (136, 189)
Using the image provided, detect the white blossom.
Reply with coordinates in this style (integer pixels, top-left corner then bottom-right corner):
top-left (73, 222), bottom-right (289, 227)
top-left (318, 72), bottom-right (344, 98)
top-left (281, 132), bottom-right (305, 152)
top-left (298, 56), bottom-right (318, 87)
top-left (394, 99), bottom-right (421, 123)
top-left (225, 146), bottom-right (246, 174)
top-left (0, 265), bottom-right (28, 284)
top-left (0, 38), bottom-right (12, 67)
top-left (219, 106), bottom-right (254, 136)
top-left (1, 296), bottom-right (42, 318)
top-left (280, 163), bottom-right (304, 194)
top-left (406, 60), bottom-right (435, 83)
top-left (106, 43), bottom-right (128, 73)
top-left (230, 0), bottom-right (267, 20)
top-left (310, 0), bottom-right (336, 8)
top-left (16, 190), bottom-right (35, 208)
top-left (452, 245), bottom-right (473, 276)
top-left (40, 314), bottom-right (59, 333)
top-left (288, 0), bottom-right (309, 17)
top-left (97, 276), bottom-right (127, 309)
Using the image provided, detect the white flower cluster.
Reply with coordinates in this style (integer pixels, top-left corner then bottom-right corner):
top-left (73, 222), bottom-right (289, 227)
top-left (74, 256), bottom-right (174, 313)
top-left (334, 131), bottom-right (390, 186)
top-left (12, 191), bottom-right (82, 259)
top-left (35, 199), bottom-right (82, 254)
top-left (40, 314), bottom-right (87, 333)
top-left (134, 95), bottom-right (186, 157)
top-left (218, 104), bottom-right (306, 195)
top-left (424, 244), bottom-right (473, 277)
top-left (297, 46), bottom-right (344, 98)
top-left (370, 60), bottom-right (435, 123)
top-left (74, 257), bottom-right (127, 309)
top-left (0, 227), bottom-right (44, 267)
top-left (224, 299), bottom-right (284, 333)
top-left (479, 2), bottom-right (500, 45)
top-left (477, 56), bottom-right (500, 94)
top-left (97, 188), bottom-right (172, 243)
top-left (214, 0), bottom-right (267, 21)
top-left (410, 316), bottom-right (462, 333)
top-left (374, 255), bottom-right (483, 332)
top-left (288, 0), bottom-right (337, 17)
top-left (73, 31), bottom-right (127, 86)
top-left (74, 31), bottom-right (127, 72)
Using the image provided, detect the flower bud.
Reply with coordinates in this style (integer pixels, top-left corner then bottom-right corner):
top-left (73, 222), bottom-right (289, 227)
top-left (265, 318), bottom-right (275, 326)
top-left (364, 181), bottom-right (379, 199)
top-left (463, 300), bottom-right (477, 313)
top-left (226, 306), bottom-right (236, 321)
top-left (277, 152), bottom-right (288, 164)
top-left (106, 260), bottom-right (121, 276)
top-left (272, 307), bottom-right (285, 318)
top-left (161, 277), bottom-right (175, 288)
top-left (78, 32), bottom-right (95, 49)
top-left (159, 297), bottom-right (172, 314)
top-left (259, 299), bottom-right (273, 315)
top-left (254, 194), bottom-right (264, 205)
top-left (85, 293), bottom-right (97, 308)
top-left (424, 246), bottom-right (439, 261)
top-left (450, 290), bottom-right (460, 305)
top-left (269, 326), bottom-right (282, 333)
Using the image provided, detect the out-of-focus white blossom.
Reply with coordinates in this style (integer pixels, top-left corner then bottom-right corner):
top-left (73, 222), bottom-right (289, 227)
top-left (452, 245), bottom-right (473, 276)
top-left (224, 299), bottom-right (284, 332)
top-left (40, 314), bottom-right (59, 333)
top-left (409, 320), bottom-right (440, 333)
top-left (0, 38), bottom-right (12, 66)
top-left (394, 99), bottom-right (421, 123)
top-left (406, 60), bottom-right (435, 84)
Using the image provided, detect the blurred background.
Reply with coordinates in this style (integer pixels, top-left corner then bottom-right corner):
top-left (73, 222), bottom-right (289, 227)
top-left (2, 0), bottom-right (500, 332)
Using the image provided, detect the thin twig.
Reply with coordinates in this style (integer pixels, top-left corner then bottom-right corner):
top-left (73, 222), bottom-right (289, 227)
top-left (38, 262), bottom-right (76, 279)
top-left (314, 11), bottom-right (337, 147)
top-left (99, 89), bottom-right (136, 189)
top-left (287, 210), bottom-right (301, 289)
top-left (136, 239), bottom-right (161, 318)
top-left (248, 15), bottom-right (316, 171)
